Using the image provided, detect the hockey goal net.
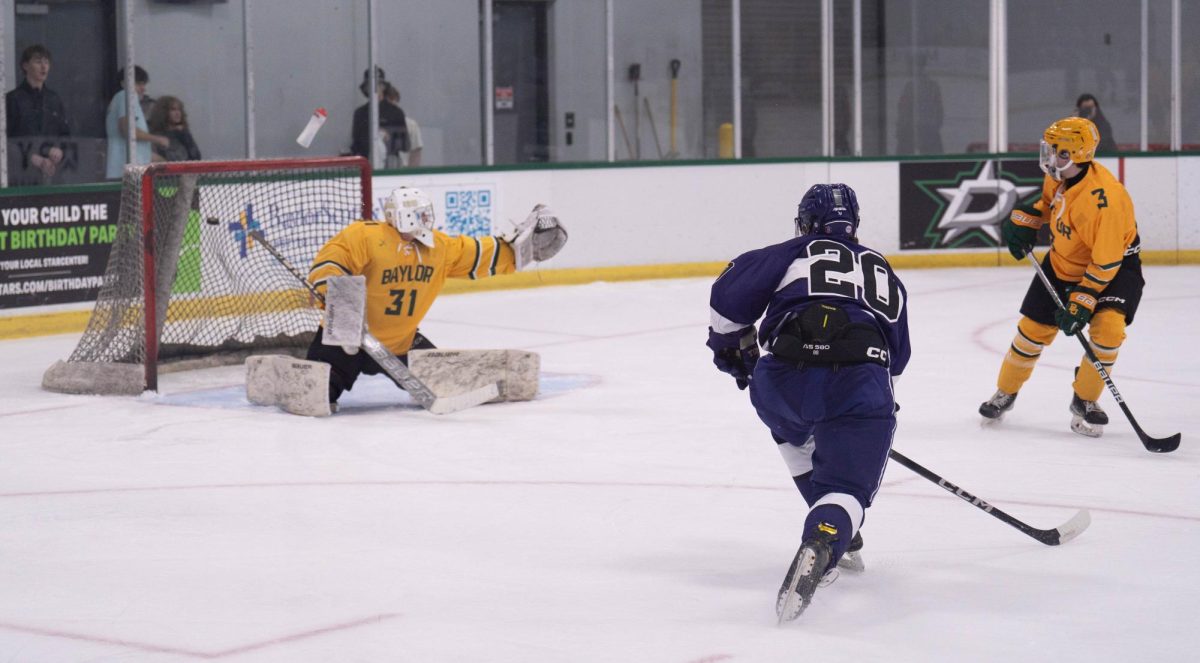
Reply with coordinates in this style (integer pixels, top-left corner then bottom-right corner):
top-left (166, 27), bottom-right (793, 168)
top-left (43, 157), bottom-right (372, 394)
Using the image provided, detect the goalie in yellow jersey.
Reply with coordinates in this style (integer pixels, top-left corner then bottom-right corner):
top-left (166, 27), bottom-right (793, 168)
top-left (979, 116), bottom-right (1143, 437)
top-left (304, 186), bottom-right (567, 410)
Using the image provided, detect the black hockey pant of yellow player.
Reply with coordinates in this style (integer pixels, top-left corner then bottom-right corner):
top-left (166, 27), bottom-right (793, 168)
top-left (995, 308), bottom-right (1125, 401)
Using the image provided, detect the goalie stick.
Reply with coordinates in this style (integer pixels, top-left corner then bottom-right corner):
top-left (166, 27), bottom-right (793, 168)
top-left (889, 450), bottom-right (1090, 546)
top-left (1027, 253), bottom-right (1181, 453)
top-left (249, 230), bottom-right (498, 415)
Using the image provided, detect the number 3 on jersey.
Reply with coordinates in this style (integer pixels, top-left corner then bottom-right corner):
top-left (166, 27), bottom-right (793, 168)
top-left (385, 288), bottom-right (417, 316)
top-left (805, 239), bottom-right (904, 322)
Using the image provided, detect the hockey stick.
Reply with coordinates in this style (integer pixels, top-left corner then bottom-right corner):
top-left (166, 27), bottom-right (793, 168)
top-left (248, 230), bottom-right (498, 415)
top-left (1026, 253), bottom-right (1181, 453)
top-left (888, 450), bottom-right (1090, 546)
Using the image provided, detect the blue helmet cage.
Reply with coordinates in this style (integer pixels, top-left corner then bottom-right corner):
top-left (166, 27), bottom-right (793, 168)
top-left (794, 183), bottom-right (861, 240)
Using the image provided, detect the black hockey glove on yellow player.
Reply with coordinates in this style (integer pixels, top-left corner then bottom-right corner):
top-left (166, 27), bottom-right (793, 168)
top-left (1055, 286), bottom-right (1098, 336)
top-left (707, 326), bottom-right (759, 390)
top-left (1002, 206), bottom-right (1041, 260)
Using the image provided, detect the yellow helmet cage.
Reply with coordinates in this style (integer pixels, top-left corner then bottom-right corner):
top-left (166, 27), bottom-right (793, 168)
top-left (1039, 116), bottom-right (1099, 179)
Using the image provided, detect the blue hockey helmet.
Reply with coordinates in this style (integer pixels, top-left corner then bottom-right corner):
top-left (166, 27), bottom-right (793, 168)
top-left (794, 183), bottom-right (860, 240)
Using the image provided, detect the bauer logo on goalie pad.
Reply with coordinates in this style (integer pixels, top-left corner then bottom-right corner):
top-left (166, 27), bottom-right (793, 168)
top-left (246, 355), bottom-right (332, 417)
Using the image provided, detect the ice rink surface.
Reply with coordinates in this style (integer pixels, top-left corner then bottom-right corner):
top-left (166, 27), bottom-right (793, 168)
top-left (1, 265), bottom-right (1197, 662)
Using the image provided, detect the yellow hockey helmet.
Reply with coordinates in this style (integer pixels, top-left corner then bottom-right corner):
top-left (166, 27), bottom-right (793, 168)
top-left (1039, 116), bottom-right (1099, 180)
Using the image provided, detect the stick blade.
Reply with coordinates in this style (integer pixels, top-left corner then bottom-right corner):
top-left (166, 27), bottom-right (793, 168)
top-left (1142, 432), bottom-right (1181, 454)
top-left (427, 383), bottom-right (501, 415)
top-left (1049, 509), bottom-right (1091, 546)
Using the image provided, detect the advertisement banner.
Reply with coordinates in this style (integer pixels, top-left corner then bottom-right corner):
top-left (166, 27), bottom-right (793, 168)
top-left (899, 159), bottom-right (1050, 250)
top-left (0, 189), bottom-right (121, 308)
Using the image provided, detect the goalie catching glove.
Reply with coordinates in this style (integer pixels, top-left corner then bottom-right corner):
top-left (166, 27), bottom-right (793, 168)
top-left (502, 204), bottom-right (568, 270)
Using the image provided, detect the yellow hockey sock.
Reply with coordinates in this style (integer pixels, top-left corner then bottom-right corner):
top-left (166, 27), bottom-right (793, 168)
top-left (1073, 308), bottom-right (1125, 401)
top-left (997, 316), bottom-right (1058, 395)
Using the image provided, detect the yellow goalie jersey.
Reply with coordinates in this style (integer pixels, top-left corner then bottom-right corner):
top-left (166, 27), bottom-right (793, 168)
top-left (307, 221), bottom-right (516, 354)
top-left (1030, 161), bottom-right (1139, 291)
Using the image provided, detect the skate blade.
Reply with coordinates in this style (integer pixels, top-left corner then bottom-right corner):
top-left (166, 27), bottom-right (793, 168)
top-left (1070, 415), bottom-right (1103, 438)
top-left (837, 551), bottom-right (865, 574)
top-left (776, 547), bottom-right (820, 625)
top-left (979, 413), bottom-right (1006, 427)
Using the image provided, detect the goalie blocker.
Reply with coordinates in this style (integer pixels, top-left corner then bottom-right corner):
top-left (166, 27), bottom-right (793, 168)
top-left (247, 349), bottom-right (539, 416)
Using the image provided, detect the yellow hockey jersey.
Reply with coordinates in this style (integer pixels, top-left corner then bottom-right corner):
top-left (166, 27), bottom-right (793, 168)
top-left (1029, 161), bottom-right (1139, 291)
top-left (308, 221), bottom-right (516, 354)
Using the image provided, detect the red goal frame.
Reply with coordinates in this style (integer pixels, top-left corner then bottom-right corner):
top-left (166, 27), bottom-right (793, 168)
top-left (138, 156), bottom-right (372, 390)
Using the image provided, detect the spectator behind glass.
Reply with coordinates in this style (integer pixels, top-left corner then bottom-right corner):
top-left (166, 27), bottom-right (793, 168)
top-left (5, 44), bottom-right (70, 181)
top-left (148, 95), bottom-right (202, 161)
top-left (896, 54), bottom-right (944, 155)
top-left (1075, 93), bottom-right (1118, 154)
top-left (105, 66), bottom-right (169, 179)
top-left (384, 83), bottom-right (421, 167)
top-left (350, 67), bottom-right (408, 168)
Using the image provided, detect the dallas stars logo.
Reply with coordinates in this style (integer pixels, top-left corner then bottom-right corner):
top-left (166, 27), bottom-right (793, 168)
top-left (914, 161), bottom-right (1040, 247)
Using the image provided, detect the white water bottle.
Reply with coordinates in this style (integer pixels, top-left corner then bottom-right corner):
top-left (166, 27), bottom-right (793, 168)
top-left (296, 108), bottom-right (328, 148)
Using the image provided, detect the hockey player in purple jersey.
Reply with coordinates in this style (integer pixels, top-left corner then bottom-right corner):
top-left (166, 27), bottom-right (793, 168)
top-left (706, 183), bottom-right (910, 622)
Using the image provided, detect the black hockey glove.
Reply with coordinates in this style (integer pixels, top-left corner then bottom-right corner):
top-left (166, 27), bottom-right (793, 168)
top-left (1002, 206), bottom-right (1041, 260)
top-left (707, 326), bottom-right (760, 390)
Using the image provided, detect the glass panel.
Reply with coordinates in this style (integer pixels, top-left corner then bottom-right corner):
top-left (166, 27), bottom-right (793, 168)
top-left (492, 1), bottom-right (549, 164)
top-left (8, 0), bottom-right (117, 185)
top-left (701, 0), bottom-right (734, 159)
top-left (1183, 1), bottom-right (1200, 149)
top-left (833, 0), bottom-right (855, 156)
top-left (862, 0), bottom-right (989, 157)
top-left (545, 1), bottom-right (608, 163)
top-left (611, 0), bottom-right (708, 162)
top-left (1146, 0), bottom-right (1174, 151)
top-left (738, 0), bottom-right (823, 158)
top-left (138, 1), bottom-right (247, 167)
top-left (1008, 0), bottom-right (1140, 154)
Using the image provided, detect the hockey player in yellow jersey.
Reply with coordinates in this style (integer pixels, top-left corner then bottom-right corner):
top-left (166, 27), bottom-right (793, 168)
top-left (305, 186), bottom-right (567, 408)
top-left (979, 116), bottom-right (1143, 437)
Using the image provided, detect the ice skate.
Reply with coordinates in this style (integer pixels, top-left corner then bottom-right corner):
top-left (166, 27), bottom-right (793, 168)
top-left (776, 527), bottom-right (835, 624)
top-left (837, 530), bottom-right (865, 573)
top-left (1069, 393), bottom-right (1107, 438)
top-left (979, 389), bottom-right (1017, 421)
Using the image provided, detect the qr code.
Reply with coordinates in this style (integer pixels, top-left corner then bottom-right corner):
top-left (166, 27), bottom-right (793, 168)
top-left (444, 189), bottom-right (492, 237)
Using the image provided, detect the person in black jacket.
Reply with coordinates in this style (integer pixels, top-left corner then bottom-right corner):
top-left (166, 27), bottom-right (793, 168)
top-left (1076, 93), bottom-right (1118, 154)
top-left (350, 67), bottom-right (408, 167)
top-left (5, 44), bottom-right (71, 180)
top-left (148, 96), bottom-right (202, 161)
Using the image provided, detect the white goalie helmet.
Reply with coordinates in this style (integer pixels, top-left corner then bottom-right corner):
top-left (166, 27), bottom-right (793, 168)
top-left (383, 187), bottom-right (436, 247)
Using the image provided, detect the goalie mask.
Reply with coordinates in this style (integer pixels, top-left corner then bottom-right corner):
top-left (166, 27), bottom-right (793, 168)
top-left (795, 183), bottom-right (860, 241)
top-left (1039, 116), bottom-right (1099, 181)
top-left (384, 187), bottom-right (436, 247)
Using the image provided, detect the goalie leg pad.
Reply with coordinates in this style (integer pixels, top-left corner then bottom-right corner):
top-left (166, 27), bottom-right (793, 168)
top-left (407, 349), bottom-right (540, 402)
top-left (322, 275), bottom-right (367, 354)
top-left (246, 355), bottom-right (333, 417)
